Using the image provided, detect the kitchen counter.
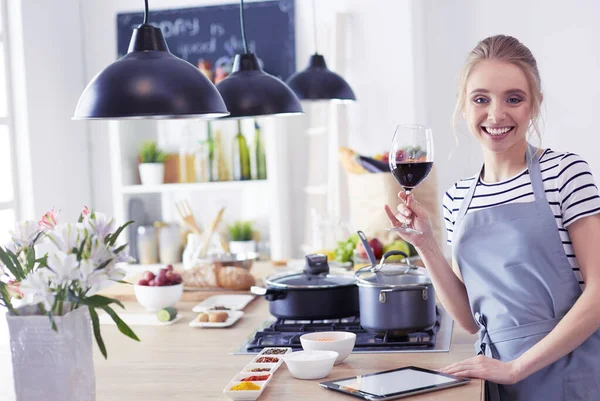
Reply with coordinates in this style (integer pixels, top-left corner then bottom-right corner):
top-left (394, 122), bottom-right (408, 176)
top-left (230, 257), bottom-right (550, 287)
top-left (0, 261), bottom-right (483, 400)
top-left (0, 296), bottom-right (483, 400)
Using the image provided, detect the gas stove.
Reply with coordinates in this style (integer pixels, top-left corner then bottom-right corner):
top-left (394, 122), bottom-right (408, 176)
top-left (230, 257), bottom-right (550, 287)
top-left (233, 305), bottom-right (453, 354)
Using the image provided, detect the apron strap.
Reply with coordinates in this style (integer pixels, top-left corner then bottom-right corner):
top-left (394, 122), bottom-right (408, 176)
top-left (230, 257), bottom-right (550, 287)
top-left (475, 312), bottom-right (562, 353)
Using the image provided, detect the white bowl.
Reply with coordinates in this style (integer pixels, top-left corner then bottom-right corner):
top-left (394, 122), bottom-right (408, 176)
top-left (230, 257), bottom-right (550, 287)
top-left (300, 331), bottom-right (356, 364)
top-left (133, 283), bottom-right (183, 311)
top-left (282, 350), bottom-right (338, 380)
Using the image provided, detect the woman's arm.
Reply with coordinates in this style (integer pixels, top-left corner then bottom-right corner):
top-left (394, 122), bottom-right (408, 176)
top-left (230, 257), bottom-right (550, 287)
top-left (511, 213), bottom-right (600, 378)
top-left (385, 193), bottom-right (478, 334)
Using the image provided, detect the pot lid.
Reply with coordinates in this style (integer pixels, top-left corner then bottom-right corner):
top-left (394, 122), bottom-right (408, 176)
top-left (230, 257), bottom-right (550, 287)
top-left (265, 253), bottom-right (356, 289)
top-left (355, 263), bottom-right (431, 288)
top-left (265, 270), bottom-right (356, 289)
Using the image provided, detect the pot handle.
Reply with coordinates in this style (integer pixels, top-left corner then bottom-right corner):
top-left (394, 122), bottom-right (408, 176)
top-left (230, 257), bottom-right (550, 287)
top-left (378, 285), bottom-right (430, 303)
top-left (250, 286), bottom-right (286, 301)
top-left (371, 250), bottom-right (410, 272)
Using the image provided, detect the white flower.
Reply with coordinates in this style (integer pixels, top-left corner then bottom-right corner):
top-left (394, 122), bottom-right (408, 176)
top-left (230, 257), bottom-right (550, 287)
top-left (47, 223), bottom-right (85, 253)
top-left (46, 251), bottom-right (79, 285)
top-left (107, 265), bottom-right (126, 282)
top-left (9, 220), bottom-right (41, 249)
top-left (84, 213), bottom-right (116, 240)
top-left (19, 269), bottom-right (56, 310)
top-left (5, 241), bottom-right (17, 254)
top-left (115, 251), bottom-right (135, 264)
top-left (79, 259), bottom-right (107, 295)
top-left (89, 237), bottom-right (114, 267)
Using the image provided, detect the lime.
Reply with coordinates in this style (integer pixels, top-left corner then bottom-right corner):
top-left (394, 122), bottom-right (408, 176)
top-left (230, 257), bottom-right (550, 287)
top-left (157, 307), bottom-right (177, 322)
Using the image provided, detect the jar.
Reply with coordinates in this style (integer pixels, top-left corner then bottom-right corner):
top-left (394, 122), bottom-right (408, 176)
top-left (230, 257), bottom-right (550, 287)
top-left (158, 223), bottom-right (182, 264)
top-left (137, 225), bottom-right (158, 264)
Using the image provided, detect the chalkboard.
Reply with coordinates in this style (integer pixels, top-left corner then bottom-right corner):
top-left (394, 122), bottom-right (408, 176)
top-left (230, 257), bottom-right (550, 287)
top-left (116, 0), bottom-right (295, 80)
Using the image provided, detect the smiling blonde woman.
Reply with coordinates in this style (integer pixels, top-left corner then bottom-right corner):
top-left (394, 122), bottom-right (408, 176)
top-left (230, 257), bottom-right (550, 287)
top-left (386, 35), bottom-right (600, 401)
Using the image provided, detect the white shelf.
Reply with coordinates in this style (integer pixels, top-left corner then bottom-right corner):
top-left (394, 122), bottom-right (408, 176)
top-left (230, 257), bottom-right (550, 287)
top-left (121, 180), bottom-right (269, 194)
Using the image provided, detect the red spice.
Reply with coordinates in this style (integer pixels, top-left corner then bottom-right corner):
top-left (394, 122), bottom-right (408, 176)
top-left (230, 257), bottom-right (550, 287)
top-left (241, 374), bottom-right (270, 382)
top-left (256, 356), bottom-right (279, 363)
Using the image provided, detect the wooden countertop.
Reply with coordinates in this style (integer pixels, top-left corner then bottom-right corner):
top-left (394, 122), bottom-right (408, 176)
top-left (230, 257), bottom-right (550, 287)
top-left (0, 262), bottom-right (484, 400)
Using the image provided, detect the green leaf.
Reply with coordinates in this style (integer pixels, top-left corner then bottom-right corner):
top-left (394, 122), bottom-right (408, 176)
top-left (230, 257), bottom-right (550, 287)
top-left (81, 294), bottom-right (124, 309)
top-left (0, 247), bottom-right (24, 280)
top-left (108, 221), bottom-right (134, 246)
top-left (47, 310), bottom-right (57, 332)
top-left (78, 240), bottom-right (86, 261)
top-left (25, 247), bottom-right (35, 274)
top-left (89, 307), bottom-right (107, 359)
top-left (95, 258), bottom-right (114, 271)
top-left (35, 254), bottom-right (48, 268)
top-left (101, 305), bottom-right (140, 342)
top-left (7, 251), bottom-right (22, 274)
top-left (114, 243), bottom-right (128, 254)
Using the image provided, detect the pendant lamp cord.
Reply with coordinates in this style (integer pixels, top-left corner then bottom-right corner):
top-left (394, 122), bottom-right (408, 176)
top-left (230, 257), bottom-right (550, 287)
top-left (312, 0), bottom-right (318, 53)
top-left (143, 0), bottom-right (149, 24)
top-left (240, 0), bottom-right (249, 53)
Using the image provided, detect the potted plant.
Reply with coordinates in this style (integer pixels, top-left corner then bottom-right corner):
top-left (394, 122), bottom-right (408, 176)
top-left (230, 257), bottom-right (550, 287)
top-left (227, 220), bottom-right (256, 254)
top-left (0, 207), bottom-right (139, 401)
top-left (138, 141), bottom-right (167, 185)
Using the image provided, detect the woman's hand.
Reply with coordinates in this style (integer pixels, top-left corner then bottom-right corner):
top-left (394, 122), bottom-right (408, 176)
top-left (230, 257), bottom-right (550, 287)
top-left (384, 191), bottom-right (435, 249)
top-left (439, 355), bottom-right (523, 385)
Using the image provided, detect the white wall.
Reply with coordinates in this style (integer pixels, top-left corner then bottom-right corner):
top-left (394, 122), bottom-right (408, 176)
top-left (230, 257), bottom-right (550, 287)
top-left (420, 0), bottom-right (600, 210)
top-left (8, 0), bottom-right (91, 222)
top-left (12, 0), bottom-right (600, 254)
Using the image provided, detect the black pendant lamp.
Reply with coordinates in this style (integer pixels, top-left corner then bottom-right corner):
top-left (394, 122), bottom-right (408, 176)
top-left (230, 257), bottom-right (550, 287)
top-left (286, 0), bottom-right (356, 102)
top-left (73, 0), bottom-right (229, 120)
top-left (215, 0), bottom-right (303, 119)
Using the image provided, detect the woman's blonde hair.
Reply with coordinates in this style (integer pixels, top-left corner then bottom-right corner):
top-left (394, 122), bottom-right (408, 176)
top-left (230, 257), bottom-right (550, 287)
top-left (453, 35), bottom-right (543, 141)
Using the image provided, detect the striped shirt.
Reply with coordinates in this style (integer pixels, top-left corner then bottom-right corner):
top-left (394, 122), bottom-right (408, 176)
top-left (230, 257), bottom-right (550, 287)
top-left (443, 149), bottom-right (600, 288)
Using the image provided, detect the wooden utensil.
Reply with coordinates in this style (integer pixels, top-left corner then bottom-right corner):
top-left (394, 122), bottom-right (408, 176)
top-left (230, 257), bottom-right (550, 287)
top-left (175, 200), bottom-right (202, 235)
top-left (199, 207), bottom-right (226, 257)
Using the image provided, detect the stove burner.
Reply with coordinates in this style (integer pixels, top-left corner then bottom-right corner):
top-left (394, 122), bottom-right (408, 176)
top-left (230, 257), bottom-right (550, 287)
top-left (245, 310), bottom-right (440, 353)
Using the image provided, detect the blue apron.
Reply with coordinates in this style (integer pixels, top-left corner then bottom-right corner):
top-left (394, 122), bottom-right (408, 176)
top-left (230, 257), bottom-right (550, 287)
top-left (452, 144), bottom-right (600, 400)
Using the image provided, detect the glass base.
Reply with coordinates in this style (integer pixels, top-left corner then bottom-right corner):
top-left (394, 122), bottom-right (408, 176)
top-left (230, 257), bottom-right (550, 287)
top-left (385, 225), bottom-right (423, 235)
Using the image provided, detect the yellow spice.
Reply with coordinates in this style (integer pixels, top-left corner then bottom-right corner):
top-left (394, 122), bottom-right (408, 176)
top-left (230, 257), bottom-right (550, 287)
top-left (230, 382), bottom-right (261, 391)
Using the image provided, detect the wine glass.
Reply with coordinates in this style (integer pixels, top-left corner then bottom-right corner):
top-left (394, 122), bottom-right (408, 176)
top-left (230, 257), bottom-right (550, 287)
top-left (386, 124), bottom-right (434, 235)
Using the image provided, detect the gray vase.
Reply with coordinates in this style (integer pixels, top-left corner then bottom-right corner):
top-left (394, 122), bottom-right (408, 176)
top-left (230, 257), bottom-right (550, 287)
top-left (6, 305), bottom-right (96, 401)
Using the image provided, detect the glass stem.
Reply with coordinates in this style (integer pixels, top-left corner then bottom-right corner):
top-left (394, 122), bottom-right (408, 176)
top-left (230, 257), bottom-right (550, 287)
top-left (404, 189), bottom-right (412, 228)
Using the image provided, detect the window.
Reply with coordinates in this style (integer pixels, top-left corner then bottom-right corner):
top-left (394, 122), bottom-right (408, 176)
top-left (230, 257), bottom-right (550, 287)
top-left (0, 0), bottom-right (17, 245)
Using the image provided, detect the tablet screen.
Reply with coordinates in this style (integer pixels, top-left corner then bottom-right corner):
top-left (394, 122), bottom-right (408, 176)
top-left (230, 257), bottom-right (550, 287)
top-left (322, 367), bottom-right (468, 399)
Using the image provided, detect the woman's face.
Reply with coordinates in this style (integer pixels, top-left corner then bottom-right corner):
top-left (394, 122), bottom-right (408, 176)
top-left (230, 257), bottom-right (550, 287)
top-left (464, 60), bottom-right (533, 155)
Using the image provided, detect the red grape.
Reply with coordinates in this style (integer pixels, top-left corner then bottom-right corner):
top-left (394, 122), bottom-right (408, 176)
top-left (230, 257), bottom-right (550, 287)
top-left (137, 279), bottom-right (149, 286)
top-left (141, 271), bottom-right (155, 281)
top-left (148, 279), bottom-right (156, 286)
top-left (166, 265), bottom-right (174, 272)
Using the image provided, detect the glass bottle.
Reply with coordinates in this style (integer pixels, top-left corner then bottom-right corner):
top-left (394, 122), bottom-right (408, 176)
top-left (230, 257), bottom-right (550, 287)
top-left (137, 225), bottom-right (158, 264)
top-left (214, 129), bottom-right (230, 181)
top-left (253, 120), bottom-right (267, 180)
top-left (232, 120), bottom-right (251, 181)
top-left (206, 121), bottom-right (215, 182)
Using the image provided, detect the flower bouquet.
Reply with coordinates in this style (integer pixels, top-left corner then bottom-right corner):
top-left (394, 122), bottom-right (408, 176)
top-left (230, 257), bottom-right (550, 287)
top-left (0, 207), bottom-right (139, 401)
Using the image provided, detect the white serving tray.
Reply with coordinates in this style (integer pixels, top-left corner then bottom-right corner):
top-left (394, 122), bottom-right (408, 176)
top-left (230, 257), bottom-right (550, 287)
top-left (189, 310), bottom-right (244, 328)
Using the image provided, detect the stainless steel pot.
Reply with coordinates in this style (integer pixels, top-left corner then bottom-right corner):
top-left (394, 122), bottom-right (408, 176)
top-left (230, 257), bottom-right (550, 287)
top-left (355, 250), bottom-right (436, 332)
top-left (251, 254), bottom-right (359, 319)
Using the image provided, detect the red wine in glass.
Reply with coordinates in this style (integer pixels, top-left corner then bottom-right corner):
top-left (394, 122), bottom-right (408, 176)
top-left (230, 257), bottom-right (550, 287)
top-left (386, 125), bottom-right (434, 235)
top-left (392, 161), bottom-right (434, 190)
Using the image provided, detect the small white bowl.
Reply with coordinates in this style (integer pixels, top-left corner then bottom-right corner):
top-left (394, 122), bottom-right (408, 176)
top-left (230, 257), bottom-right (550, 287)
top-left (133, 283), bottom-right (183, 311)
top-left (282, 350), bottom-right (338, 380)
top-left (300, 331), bottom-right (356, 364)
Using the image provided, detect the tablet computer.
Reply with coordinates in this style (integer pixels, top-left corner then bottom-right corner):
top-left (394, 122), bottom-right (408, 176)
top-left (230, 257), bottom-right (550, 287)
top-left (319, 366), bottom-right (470, 400)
